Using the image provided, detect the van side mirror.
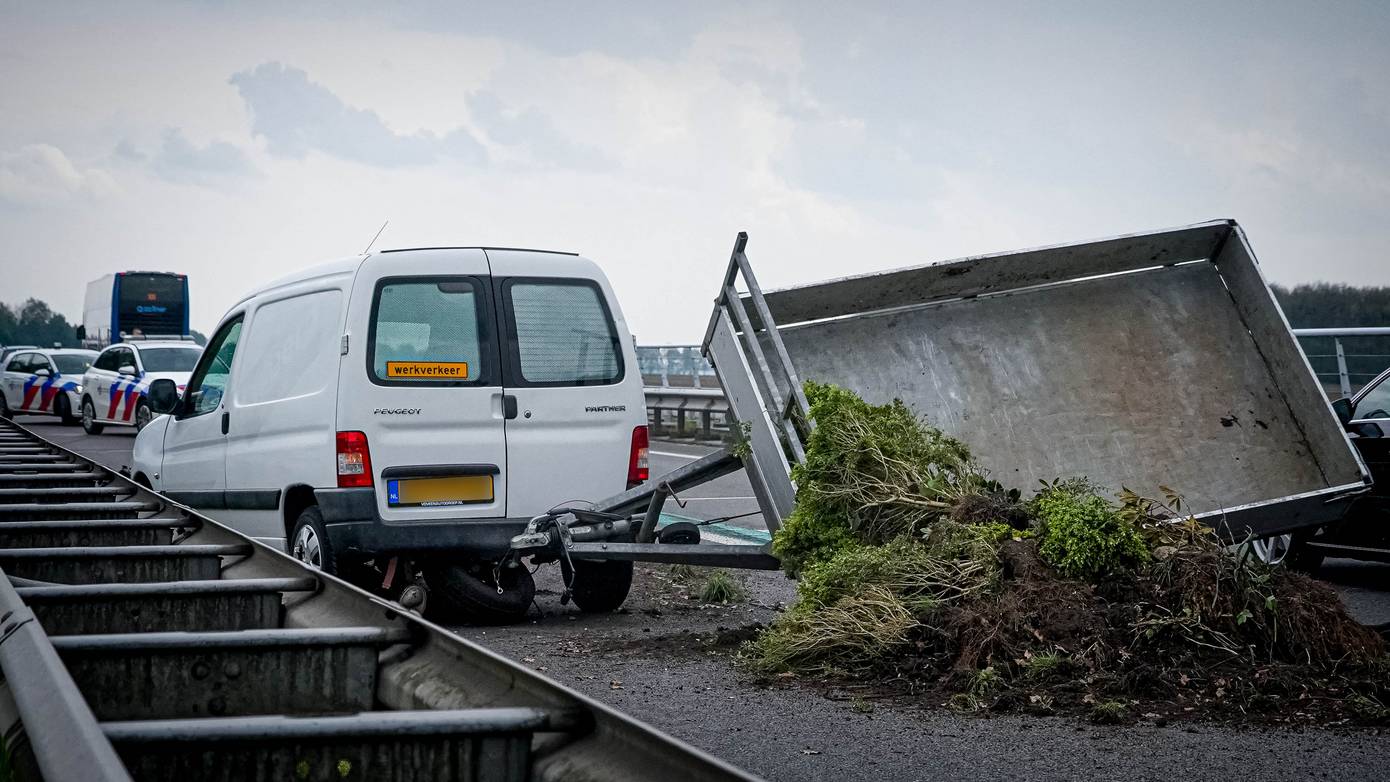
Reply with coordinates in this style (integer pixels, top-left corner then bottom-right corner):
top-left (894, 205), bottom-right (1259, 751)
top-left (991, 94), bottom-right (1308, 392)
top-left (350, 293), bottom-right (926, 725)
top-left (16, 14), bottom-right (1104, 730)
top-left (1332, 397), bottom-right (1354, 427)
top-left (118, 364), bottom-right (138, 376)
top-left (148, 379), bottom-right (180, 415)
top-left (33, 367), bottom-right (50, 378)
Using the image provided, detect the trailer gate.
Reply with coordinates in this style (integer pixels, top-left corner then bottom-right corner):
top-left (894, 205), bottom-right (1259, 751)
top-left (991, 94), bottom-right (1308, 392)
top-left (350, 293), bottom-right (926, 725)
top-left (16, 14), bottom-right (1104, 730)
top-left (0, 420), bottom-right (759, 782)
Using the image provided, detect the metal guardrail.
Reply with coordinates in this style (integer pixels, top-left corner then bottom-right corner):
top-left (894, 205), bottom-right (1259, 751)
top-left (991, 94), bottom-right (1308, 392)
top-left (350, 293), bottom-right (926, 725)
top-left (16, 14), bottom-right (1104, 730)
top-left (637, 345), bottom-right (719, 389)
top-left (0, 419), bottom-right (759, 782)
top-left (1291, 327), bottom-right (1390, 398)
top-left (644, 387), bottom-right (730, 440)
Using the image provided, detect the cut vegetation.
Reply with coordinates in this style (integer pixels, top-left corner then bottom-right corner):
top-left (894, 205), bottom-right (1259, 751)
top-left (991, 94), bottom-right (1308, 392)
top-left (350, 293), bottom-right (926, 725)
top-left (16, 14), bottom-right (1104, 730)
top-left (744, 382), bottom-right (1389, 726)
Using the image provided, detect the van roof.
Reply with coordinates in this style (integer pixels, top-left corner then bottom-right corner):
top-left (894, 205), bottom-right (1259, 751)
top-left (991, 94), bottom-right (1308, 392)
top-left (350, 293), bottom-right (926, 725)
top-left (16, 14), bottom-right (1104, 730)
top-left (236, 247), bottom-right (598, 308)
top-left (379, 246), bottom-right (578, 256)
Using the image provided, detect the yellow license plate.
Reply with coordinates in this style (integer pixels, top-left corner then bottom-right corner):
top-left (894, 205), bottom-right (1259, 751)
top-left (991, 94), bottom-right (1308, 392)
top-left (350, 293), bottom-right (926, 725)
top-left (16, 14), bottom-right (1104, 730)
top-left (386, 361), bottom-right (469, 379)
top-left (388, 475), bottom-right (494, 506)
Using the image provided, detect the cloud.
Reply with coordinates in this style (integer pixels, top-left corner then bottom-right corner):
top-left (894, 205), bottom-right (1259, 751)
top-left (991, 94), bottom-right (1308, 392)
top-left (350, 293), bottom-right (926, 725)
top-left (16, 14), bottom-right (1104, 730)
top-left (229, 62), bottom-right (485, 167)
top-left (0, 144), bottom-right (117, 206)
top-left (466, 91), bottom-right (611, 170)
top-left (150, 129), bottom-right (256, 184)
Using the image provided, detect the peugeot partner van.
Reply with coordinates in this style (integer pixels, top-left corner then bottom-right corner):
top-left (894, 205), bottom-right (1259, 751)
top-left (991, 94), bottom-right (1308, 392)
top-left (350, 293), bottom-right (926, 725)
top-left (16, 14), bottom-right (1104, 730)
top-left (132, 247), bottom-right (649, 622)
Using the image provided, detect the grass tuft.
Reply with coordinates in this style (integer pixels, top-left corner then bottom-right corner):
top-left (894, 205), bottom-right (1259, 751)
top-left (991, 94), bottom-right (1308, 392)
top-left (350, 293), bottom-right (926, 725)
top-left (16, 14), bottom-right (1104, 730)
top-left (699, 570), bottom-right (747, 603)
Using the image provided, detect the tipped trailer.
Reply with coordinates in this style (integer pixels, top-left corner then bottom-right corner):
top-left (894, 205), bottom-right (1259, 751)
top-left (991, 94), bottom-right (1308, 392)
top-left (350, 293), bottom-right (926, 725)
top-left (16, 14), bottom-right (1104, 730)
top-left (521, 220), bottom-right (1371, 573)
top-left (0, 419), bottom-right (758, 782)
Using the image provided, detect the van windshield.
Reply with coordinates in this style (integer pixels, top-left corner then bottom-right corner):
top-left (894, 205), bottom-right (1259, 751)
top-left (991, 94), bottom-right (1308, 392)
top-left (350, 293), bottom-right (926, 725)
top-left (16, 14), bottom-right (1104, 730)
top-left (370, 278), bottom-right (490, 384)
top-left (140, 347), bottom-right (202, 372)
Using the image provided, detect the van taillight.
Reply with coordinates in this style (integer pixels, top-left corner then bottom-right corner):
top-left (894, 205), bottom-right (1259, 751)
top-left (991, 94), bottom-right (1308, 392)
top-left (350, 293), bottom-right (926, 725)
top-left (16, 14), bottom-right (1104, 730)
top-left (336, 431), bottom-right (373, 488)
top-left (628, 425), bottom-right (649, 489)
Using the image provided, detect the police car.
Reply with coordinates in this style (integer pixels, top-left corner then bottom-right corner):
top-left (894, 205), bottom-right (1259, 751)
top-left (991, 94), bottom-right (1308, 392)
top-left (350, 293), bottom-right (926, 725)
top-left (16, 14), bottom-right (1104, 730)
top-left (0, 348), bottom-right (98, 424)
top-left (80, 340), bottom-right (203, 433)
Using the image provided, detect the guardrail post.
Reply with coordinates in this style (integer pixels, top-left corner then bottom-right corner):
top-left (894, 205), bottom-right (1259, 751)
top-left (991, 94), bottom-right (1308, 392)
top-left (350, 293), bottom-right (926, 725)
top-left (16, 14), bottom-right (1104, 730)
top-left (1334, 337), bottom-right (1351, 397)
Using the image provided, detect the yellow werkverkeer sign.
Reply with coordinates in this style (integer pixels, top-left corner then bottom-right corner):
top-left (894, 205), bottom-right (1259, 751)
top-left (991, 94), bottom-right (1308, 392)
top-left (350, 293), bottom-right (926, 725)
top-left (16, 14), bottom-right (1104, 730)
top-left (386, 361), bottom-right (469, 379)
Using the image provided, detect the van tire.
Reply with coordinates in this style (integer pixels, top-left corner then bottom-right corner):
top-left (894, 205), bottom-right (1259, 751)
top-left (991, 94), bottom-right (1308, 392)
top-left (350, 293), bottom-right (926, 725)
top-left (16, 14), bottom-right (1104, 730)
top-left (289, 506), bottom-right (341, 575)
top-left (569, 560), bottom-right (634, 614)
top-left (0, 392), bottom-right (11, 420)
top-left (425, 563), bottom-right (535, 626)
top-left (81, 398), bottom-right (104, 434)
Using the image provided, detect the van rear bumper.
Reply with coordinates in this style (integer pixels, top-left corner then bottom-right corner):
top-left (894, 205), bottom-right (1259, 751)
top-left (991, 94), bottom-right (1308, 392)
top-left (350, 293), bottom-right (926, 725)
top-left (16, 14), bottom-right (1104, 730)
top-left (314, 488), bottom-right (527, 558)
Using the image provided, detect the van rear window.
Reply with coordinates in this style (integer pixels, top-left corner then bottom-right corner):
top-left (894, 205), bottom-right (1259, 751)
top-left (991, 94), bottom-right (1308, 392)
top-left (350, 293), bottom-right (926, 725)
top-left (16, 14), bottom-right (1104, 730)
top-left (505, 280), bottom-right (622, 386)
top-left (370, 278), bottom-right (491, 385)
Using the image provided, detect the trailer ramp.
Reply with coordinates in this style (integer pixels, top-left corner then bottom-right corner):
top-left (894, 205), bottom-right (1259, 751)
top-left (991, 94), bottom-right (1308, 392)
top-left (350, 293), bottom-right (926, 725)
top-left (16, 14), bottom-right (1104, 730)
top-left (0, 420), bottom-right (759, 782)
top-left (703, 221), bottom-right (1370, 542)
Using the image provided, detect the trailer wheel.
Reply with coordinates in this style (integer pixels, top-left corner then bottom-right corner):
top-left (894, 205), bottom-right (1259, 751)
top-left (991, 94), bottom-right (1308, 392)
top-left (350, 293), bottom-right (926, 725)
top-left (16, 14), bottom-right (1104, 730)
top-left (1250, 532), bottom-right (1324, 573)
top-left (569, 560), bottom-right (635, 613)
top-left (426, 563), bottom-right (535, 625)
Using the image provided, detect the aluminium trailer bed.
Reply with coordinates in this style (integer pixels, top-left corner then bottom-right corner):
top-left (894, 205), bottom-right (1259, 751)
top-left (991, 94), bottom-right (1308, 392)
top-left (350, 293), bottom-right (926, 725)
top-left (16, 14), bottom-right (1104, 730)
top-left (694, 220), bottom-right (1369, 546)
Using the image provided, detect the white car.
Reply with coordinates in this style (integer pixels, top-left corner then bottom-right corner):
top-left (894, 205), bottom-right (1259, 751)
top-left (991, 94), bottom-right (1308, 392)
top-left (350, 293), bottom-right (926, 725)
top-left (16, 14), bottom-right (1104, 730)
top-left (133, 246), bottom-right (649, 623)
top-left (0, 348), bottom-right (98, 424)
top-left (80, 340), bottom-right (202, 434)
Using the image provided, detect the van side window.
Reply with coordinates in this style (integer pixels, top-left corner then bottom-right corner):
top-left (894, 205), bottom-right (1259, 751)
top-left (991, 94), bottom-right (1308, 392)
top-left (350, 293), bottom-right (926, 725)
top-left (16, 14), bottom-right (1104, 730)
top-left (504, 280), bottom-right (622, 386)
top-left (183, 318), bottom-right (244, 416)
top-left (369, 278), bottom-right (490, 385)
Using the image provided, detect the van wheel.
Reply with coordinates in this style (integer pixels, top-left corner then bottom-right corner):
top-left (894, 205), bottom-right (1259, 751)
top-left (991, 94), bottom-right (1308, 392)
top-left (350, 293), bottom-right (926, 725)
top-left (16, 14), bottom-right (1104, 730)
top-left (0, 392), bottom-right (11, 420)
top-left (425, 563), bottom-right (535, 625)
top-left (569, 560), bottom-right (634, 613)
top-left (289, 506), bottom-right (340, 575)
top-left (55, 395), bottom-right (79, 425)
top-left (81, 398), bottom-right (104, 434)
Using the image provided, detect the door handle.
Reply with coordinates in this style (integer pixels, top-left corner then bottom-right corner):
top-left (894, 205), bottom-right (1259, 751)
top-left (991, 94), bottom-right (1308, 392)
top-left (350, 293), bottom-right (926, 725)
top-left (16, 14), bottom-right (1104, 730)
top-left (221, 411), bottom-right (230, 435)
top-left (503, 394), bottom-right (518, 420)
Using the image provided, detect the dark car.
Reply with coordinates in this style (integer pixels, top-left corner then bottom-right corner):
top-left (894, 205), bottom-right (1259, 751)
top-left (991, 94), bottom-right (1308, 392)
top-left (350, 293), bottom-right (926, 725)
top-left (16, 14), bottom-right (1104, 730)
top-left (1260, 367), bottom-right (1390, 569)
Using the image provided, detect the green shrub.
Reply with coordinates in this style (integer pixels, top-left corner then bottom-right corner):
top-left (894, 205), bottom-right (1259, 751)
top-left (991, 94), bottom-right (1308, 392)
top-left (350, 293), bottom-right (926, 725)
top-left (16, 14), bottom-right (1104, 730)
top-left (797, 536), bottom-right (997, 614)
top-left (1032, 479), bottom-right (1148, 581)
top-left (773, 381), bottom-right (985, 574)
top-left (743, 585), bottom-right (920, 676)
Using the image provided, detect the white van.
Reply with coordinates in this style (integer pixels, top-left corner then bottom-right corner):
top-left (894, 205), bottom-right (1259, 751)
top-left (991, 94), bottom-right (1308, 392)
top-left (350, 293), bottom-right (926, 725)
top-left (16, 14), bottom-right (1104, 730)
top-left (133, 247), bottom-right (649, 622)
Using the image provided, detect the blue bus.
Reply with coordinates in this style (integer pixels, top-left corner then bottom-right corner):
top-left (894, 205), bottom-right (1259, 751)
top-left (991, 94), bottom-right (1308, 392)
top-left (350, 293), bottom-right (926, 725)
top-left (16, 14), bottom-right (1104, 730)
top-left (81, 272), bottom-right (190, 346)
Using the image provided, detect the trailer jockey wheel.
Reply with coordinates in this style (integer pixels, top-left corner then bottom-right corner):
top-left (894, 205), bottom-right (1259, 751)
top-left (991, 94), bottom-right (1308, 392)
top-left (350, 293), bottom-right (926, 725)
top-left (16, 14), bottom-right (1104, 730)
top-left (657, 521), bottom-right (701, 545)
top-left (569, 559), bottom-right (635, 614)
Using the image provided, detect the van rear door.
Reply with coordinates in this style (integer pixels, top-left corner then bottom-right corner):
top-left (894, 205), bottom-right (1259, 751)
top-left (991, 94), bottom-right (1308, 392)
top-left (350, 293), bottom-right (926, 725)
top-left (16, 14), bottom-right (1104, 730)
top-left (487, 250), bottom-right (644, 516)
top-left (337, 249), bottom-right (508, 522)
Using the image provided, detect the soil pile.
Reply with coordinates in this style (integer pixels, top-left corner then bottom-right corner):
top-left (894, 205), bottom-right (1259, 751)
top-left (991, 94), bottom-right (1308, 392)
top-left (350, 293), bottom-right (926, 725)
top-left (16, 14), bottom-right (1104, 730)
top-left (745, 382), bottom-right (1389, 725)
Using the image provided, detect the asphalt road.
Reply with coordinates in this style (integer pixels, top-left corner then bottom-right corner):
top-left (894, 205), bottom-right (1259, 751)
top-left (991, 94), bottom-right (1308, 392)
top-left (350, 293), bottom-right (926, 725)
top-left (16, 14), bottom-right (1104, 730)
top-left (19, 416), bottom-right (1390, 781)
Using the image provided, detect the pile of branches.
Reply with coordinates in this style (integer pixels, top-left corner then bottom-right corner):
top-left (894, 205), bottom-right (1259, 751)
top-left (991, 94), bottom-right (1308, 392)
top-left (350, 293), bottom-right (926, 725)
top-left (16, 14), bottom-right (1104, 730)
top-left (745, 382), bottom-right (1389, 725)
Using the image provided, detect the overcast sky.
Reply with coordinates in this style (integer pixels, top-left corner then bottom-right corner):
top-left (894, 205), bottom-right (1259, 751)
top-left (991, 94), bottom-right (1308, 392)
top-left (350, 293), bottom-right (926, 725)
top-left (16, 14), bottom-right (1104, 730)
top-left (2, 1), bottom-right (1387, 340)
